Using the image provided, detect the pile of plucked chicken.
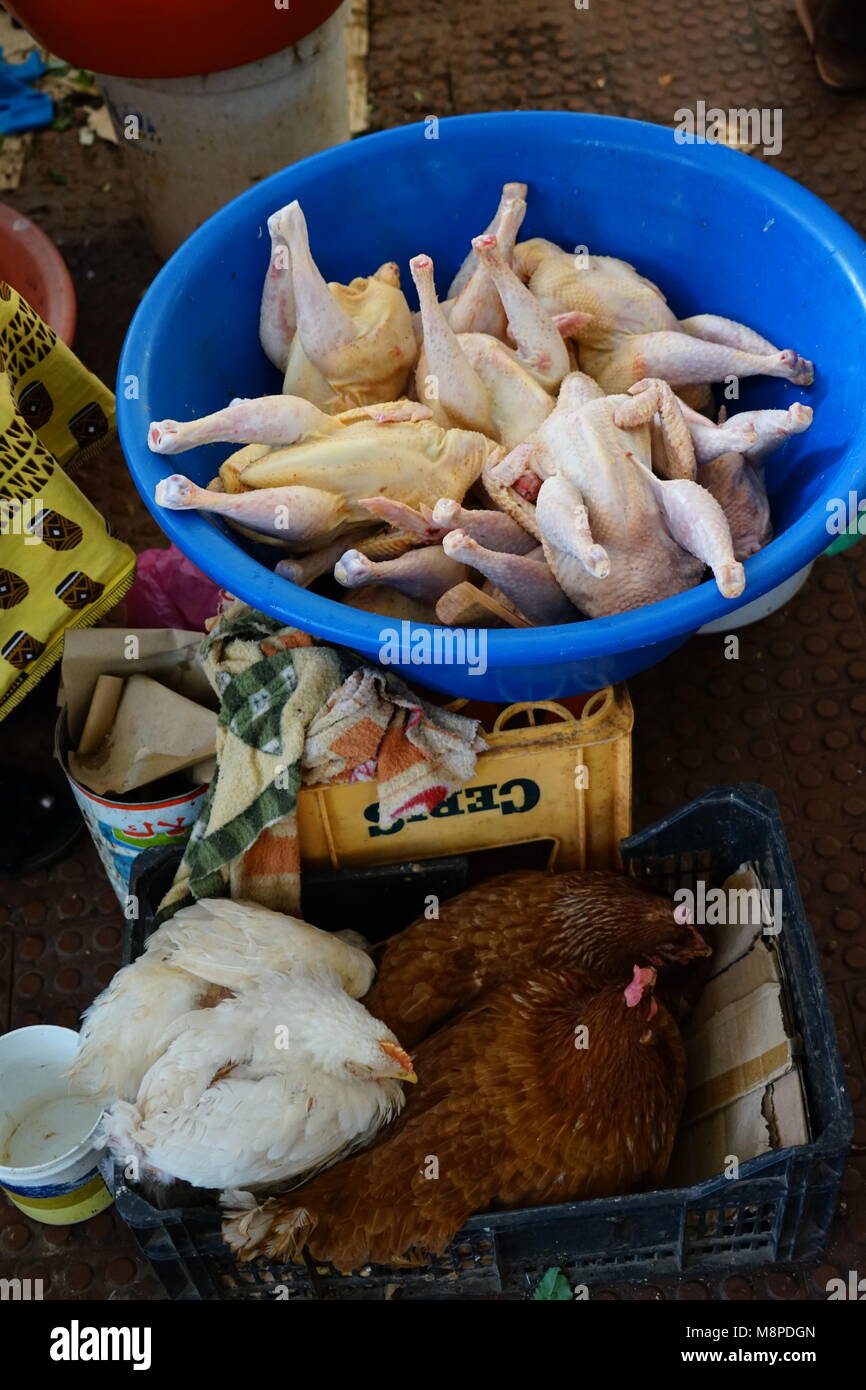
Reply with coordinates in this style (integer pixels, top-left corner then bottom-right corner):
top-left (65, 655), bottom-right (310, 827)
top-left (73, 871), bottom-right (712, 1271)
top-left (150, 183), bottom-right (815, 627)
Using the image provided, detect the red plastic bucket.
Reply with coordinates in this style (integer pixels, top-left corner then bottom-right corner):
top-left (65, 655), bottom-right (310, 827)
top-left (4, 0), bottom-right (343, 78)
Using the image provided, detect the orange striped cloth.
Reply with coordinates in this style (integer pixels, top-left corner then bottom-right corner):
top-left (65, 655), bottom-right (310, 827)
top-left (303, 667), bottom-right (487, 828)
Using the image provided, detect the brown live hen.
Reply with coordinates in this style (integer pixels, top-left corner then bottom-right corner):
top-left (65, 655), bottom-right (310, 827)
top-left (223, 964), bottom-right (685, 1270)
top-left (362, 869), bottom-right (710, 1047)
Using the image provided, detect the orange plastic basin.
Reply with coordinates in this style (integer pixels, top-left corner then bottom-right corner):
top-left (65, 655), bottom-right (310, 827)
top-left (4, 0), bottom-right (343, 79)
top-left (0, 205), bottom-right (75, 344)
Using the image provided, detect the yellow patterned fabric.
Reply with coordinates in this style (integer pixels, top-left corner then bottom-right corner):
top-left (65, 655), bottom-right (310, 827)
top-left (0, 283), bottom-right (135, 719)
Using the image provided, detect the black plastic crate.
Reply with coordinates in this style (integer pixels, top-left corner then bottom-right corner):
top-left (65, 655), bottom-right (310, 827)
top-left (113, 784), bottom-right (853, 1299)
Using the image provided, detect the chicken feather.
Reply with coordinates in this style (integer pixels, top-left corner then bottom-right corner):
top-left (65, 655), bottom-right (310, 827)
top-left (151, 898), bottom-right (375, 999)
top-left (363, 869), bottom-right (710, 1047)
top-left (101, 968), bottom-right (410, 1191)
top-left (69, 954), bottom-right (217, 1103)
top-left (71, 898), bottom-right (375, 1103)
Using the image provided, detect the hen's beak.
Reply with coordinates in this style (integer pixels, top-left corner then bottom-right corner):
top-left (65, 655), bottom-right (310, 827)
top-left (685, 924), bottom-right (712, 958)
top-left (378, 1041), bottom-right (418, 1083)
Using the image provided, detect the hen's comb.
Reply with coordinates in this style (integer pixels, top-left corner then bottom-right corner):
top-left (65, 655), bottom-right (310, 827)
top-left (624, 964), bottom-right (657, 1008)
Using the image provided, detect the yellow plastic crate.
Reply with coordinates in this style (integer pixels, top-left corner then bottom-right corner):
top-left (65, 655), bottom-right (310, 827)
top-left (297, 684), bottom-right (633, 873)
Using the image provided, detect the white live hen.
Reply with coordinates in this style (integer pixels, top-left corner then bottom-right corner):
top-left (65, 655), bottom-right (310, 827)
top-left (100, 966), bottom-right (415, 1191)
top-left (70, 898), bottom-right (376, 1103)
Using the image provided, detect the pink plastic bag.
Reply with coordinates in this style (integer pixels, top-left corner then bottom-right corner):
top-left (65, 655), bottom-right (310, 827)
top-left (126, 545), bottom-right (224, 630)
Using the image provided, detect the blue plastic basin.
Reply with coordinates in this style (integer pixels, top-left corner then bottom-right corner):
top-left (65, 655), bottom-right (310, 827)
top-left (118, 112), bottom-right (866, 700)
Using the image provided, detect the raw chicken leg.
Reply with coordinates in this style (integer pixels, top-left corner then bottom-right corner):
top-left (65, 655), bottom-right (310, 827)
top-left (150, 396), bottom-right (330, 454)
top-left (535, 474), bottom-right (611, 579)
top-left (148, 396), bottom-right (432, 455)
top-left (679, 400), bottom-right (812, 465)
top-left (442, 529), bottom-right (578, 625)
top-left (356, 494), bottom-right (537, 555)
top-left (411, 253), bottom-right (557, 450)
top-left (632, 459), bottom-right (746, 598)
top-left (156, 474), bottom-right (351, 547)
top-left (335, 546), bottom-right (468, 606)
top-left (259, 207), bottom-right (296, 371)
top-left (598, 334), bottom-right (814, 396)
top-left (446, 197), bottom-right (527, 337)
top-left (447, 181), bottom-right (528, 299)
top-left (472, 230), bottom-right (575, 390)
top-left (411, 254), bottom-right (494, 435)
top-left (431, 498), bottom-right (537, 554)
top-left (275, 530), bottom-right (384, 587)
top-left (678, 314), bottom-right (779, 355)
top-left (698, 452), bottom-right (772, 560)
top-left (677, 402), bottom-right (759, 464)
top-left (278, 201), bottom-right (418, 410)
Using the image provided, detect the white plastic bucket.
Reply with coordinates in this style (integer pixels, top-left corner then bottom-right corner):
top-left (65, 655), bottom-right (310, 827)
top-left (98, 0), bottom-right (351, 258)
top-left (698, 561), bottom-right (815, 634)
top-left (0, 1026), bottom-right (113, 1225)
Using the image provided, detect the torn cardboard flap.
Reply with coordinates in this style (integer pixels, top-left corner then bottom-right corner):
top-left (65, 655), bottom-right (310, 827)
top-left (670, 1057), bottom-right (810, 1187)
top-left (767, 1068), bottom-right (809, 1151)
top-left (60, 627), bottom-right (215, 745)
top-left (684, 976), bottom-right (793, 1125)
top-left (670, 1086), bottom-right (771, 1186)
top-left (68, 674), bottom-right (216, 796)
top-left (668, 860), bottom-right (811, 1186)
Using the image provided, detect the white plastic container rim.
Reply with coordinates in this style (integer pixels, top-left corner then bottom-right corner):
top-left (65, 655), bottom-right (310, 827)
top-left (0, 1025), bottom-right (113, 1224)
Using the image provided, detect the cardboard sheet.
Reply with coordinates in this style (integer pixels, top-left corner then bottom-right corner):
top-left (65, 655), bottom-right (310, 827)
top-left (706, 864), bottom-right (770, 975)
top-left (68, 674), bottom-right (216, 796)
top-left (59, 627), bottom-right (214, 743)
top-left (671, 862), bottom-right (810, 1186)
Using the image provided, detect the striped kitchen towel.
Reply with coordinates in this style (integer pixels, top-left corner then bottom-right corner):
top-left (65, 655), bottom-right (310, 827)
top-left (303, 667), bottom-right (487, 828)
top-left (155, 601), bottom-right (350, 923)
top-left (156, 601), bottom-right (486, 921)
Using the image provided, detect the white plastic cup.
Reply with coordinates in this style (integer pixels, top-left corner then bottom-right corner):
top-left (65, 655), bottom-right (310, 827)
top-left (0, 1026), bottom-right (113, 1225)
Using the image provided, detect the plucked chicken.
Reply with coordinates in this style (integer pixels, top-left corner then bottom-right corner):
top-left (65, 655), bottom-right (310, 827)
top-left (514, 238), bottom-right (814, 395)
top-left (153, 399), bottom-right (495, 551)
top-left (224, 963), bottom-right (686, 1268)
top-left (261, 200), bottom-right (417, 410)
top-left (487, 373), bottom-right (746, 614)
top-left (150, 184), bottom-right (817, 629)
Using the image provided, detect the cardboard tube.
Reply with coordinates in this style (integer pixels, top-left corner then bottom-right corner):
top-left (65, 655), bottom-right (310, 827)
top-left (76, 675), bottom-right (125, 756)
